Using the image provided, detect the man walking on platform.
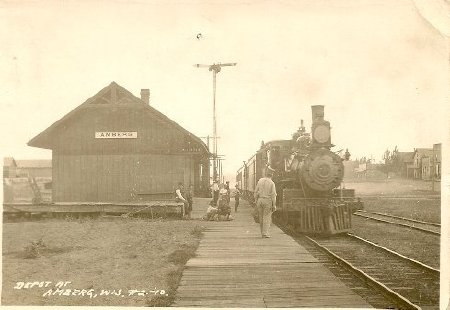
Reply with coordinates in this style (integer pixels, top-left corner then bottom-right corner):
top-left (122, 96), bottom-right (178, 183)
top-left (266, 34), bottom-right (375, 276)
top-left (254, 167), bottom-right (277, 238)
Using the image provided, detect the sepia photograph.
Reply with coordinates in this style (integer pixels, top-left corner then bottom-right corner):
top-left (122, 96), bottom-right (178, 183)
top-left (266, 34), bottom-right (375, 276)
top-left (1, 0), bottom-right (449, 308)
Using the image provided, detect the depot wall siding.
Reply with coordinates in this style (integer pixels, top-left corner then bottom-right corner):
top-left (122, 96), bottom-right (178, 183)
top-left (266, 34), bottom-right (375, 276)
top-left (30, 83), bottom-right (210, 202)
top-left (51, 106), bottom-right (200, 156)
top-left (53, 153), bottom-right (195, 202)
top-left (49, 105), bottom-right (206, 202)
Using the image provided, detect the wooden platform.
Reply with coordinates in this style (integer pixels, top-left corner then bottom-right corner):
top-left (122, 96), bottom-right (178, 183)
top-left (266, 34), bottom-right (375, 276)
top-left (2, 201), bottom-right (185, 218)
top-left (174, 198), bottom-right (372, 308)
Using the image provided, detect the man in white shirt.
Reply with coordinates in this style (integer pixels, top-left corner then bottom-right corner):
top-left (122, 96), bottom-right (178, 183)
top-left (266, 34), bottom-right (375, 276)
top-left (254, 167), bottom-right (277, 238)
top-left (234, 184), bottom-right (242, 212)
top-left (211, 180), bottom-right (219, 206)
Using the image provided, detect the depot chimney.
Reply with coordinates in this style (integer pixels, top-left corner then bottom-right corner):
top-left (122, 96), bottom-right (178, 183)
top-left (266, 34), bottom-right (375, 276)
top-left (140, 89), bottom-right (150, 105)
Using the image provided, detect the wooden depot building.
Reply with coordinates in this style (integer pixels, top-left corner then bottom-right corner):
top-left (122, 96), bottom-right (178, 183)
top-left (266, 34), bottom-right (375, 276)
top-left (28, 82), bottom-right (210, 202)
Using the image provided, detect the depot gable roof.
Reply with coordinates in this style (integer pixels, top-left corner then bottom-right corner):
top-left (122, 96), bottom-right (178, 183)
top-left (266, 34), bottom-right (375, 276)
top-left (28, 82), bottom-right (209, 153)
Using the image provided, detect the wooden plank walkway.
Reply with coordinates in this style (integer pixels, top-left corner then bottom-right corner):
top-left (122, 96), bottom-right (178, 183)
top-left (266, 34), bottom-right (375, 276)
top-left (3, 201), bottom-right (184, 217)
top-left (174, 198), bottom-right (372, 308)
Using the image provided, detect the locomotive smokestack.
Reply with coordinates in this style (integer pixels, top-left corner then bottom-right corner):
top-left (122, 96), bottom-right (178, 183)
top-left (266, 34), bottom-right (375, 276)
top-left (310, 105), bottom-right (332, 148)
top-left (311, 105), bottom-right (324, 122)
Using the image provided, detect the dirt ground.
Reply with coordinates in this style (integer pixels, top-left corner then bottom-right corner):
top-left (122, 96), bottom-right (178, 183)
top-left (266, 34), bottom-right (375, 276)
top-left (361, 198), bottom-right (440, 223)
top-left (350, 219), bottom-right (440, 268)
top-left (1, 215), bottom-right (208, 306)
top-left (2, 182), bottom-right (443, 305)
top-left (344, 179), bottom-right (438, 197)
top-left (346, 179), bottom-right (441, 269)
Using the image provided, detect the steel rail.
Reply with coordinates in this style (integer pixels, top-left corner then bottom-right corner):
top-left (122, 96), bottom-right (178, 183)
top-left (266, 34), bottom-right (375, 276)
top-left (353, 212), bottom-right (440, 236)
top-left (305, 235), bottom-right (422, 310)
top-left (350, 195), bottom-right (440, 200)
top-left (347, 233), bottom-right (440, 273)
top-left (357, 210), bottom-right (440, 227)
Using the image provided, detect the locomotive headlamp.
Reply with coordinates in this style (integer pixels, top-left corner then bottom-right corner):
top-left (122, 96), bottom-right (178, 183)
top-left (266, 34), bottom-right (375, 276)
top-left (313, 125), bottom-right (330, 144)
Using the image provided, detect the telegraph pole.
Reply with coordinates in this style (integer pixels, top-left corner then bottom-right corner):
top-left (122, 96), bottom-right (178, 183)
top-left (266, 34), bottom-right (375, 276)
top-left (194, 62), bottom-right (236, 183)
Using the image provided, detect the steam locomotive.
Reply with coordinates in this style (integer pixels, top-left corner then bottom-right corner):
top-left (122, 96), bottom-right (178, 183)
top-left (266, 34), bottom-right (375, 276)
top-left (236, 105), bottom-right (362, 234)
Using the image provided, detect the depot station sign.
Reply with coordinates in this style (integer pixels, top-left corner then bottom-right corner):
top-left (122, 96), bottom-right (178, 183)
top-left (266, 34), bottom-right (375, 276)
top-left (95, 132), bottom-right (138, 139)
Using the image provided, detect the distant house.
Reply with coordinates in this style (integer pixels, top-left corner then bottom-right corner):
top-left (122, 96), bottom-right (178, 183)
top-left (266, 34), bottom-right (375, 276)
top-left (432, 143), bottom-right (441, 192)
top-left (396, 152), bottom-right (414, 178)
top-left (15, 160), bottom-right (52, 178)
top-left (3, 157), bottom-right (17, 178)
top-left (421, 157), bottom-right (432, 180)
top-left (432, 144), bottom-right (441, 179)
top-left (355, 162), bottom-right (385, 179)
top-left (28, 82), bottom-right (210, 202)
top-left (3, 157), bottom-right (52, 203)
top-left (411, 148), bottom-right (433, 179)
top-left (3, 157), bottom-right (52, 178)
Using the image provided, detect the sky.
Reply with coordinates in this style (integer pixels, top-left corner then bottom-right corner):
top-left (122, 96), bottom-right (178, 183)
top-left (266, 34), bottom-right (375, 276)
top-left (0, 0), bottom-right (449, 183)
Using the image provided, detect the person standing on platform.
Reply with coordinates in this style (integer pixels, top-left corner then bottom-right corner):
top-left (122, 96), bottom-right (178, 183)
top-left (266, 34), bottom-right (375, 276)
top-left (254, 167), bottom-right (277, 238)
top-left (175, 182), bottom-right (189, 217)
top-left (185, 184), bottom-right (194, 219)
top-left (234, 184), bottom-right (241, 212)
top-left (211, 180), bottom-right (219, 206)
top-left (225, 181), bottom-right (231, 203)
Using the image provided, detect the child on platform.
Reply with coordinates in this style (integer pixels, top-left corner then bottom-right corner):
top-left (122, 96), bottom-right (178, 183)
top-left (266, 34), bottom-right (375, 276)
top-left (204, 201), bottom-right (219, 221)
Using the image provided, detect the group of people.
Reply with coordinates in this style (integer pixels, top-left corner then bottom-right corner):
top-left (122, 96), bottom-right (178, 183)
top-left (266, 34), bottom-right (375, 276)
top-left (205, 180), bottom-right (241, 221)
top-left (174, 180), bottom-right (241, 221)
top-left (174, 166), bottom-right (277, 239)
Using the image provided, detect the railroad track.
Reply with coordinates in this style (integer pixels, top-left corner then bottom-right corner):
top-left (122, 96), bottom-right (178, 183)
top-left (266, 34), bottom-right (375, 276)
top-left (353, 210), bottom-right (441, 235)
top-left (306, 233), bottom-right (440, 310)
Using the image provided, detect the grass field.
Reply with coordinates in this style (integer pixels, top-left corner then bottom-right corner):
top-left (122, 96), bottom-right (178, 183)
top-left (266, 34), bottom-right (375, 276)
top-left (350, 219), bottom-right (440, 268)
top-left (344, 179), bottom-right (438, 196)
top-left (346, 179), bottom-right (441, 269)
top-left (360, 198), bottom-right (440, 223)
top-left (2, 216), bottom-right (207, 306)
top-left (2, 180), bottom-right (442, 306)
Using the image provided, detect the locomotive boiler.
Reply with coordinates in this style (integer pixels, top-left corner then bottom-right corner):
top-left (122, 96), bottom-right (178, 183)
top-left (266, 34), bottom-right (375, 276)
top-left (236, 105), bottom-right (362, 234)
